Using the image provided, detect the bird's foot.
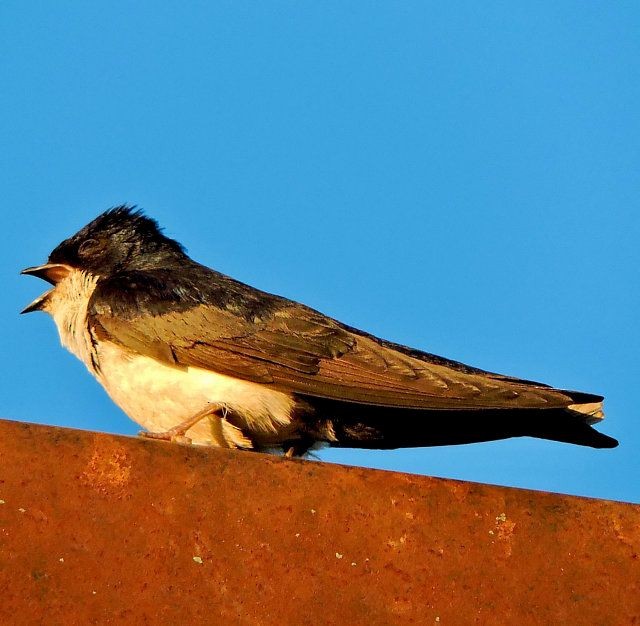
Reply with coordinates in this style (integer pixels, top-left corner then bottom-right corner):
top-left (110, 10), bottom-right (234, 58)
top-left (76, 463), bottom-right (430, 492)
top-left (282, 439), bottom-right (314, 458)
top-left (138, 404), bottom-right (223, 445)
top-left (139, 429), bottom-right (193, 445)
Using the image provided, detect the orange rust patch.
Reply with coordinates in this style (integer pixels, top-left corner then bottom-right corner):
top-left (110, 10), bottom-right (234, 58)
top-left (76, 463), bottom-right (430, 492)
top-left (79, 440), bottom-right (132, 496)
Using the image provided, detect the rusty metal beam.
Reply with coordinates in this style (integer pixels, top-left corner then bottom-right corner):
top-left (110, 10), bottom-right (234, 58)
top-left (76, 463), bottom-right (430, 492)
top-left (0, 419), bottom-right (637, 625)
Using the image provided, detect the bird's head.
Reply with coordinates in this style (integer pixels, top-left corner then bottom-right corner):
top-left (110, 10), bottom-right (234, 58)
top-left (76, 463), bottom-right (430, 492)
top-left (21, 205), bottom-right (186, 313)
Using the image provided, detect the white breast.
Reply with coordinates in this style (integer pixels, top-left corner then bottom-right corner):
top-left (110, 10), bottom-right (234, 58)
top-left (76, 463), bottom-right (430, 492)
top-left (45, 270), bottom-right (296, 448)
top-left (94, 342), bottom-right (296, 446)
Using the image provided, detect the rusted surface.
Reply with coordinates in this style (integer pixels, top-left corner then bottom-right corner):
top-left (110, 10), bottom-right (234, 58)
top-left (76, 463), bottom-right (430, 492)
top-left (0, 419), bottom-right (637, 625)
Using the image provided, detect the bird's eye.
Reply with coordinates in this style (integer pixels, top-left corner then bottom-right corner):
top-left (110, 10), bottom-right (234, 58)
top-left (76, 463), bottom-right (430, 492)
top-left (78, 238), bottom-right (102, 257)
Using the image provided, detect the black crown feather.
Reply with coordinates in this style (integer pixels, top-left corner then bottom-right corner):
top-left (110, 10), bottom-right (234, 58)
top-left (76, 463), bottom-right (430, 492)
top-left (48, 205), bottom-right (187, 272)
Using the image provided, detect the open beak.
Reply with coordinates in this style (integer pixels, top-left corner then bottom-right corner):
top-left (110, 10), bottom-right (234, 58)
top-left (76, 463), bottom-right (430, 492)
top-left (20, 263), bottom-right (73, 314)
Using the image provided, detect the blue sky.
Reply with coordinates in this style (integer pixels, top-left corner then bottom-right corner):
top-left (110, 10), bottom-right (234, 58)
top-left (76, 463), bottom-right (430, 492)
top-left (2, 2), bottom-right (638, 502)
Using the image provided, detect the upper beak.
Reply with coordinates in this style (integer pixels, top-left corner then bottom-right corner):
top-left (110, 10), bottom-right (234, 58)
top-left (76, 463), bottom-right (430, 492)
top-left (21, 263), bottom-right (72, 285)
top-left (20, 263), bottom-right (72, 314)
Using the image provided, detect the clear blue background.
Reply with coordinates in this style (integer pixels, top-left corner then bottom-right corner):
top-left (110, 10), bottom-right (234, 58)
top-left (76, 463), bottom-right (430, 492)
top-left (2, 2), bottom-right (638, 502)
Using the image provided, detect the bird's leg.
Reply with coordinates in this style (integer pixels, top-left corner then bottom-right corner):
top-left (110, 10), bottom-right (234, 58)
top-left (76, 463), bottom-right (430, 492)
top-left (139, 404), bottom-right (222, 444)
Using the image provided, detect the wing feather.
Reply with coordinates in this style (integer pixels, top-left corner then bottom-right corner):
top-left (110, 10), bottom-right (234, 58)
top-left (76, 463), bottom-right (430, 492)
top-left (87, 269), bottom-right (582, 411)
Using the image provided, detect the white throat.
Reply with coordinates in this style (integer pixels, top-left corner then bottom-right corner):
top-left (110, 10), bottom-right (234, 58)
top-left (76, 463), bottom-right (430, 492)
top-left (46, 269), bottom-right (100, 370)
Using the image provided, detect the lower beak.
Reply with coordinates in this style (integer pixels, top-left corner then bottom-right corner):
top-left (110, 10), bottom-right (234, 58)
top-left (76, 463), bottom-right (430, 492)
top-left (20, 263), bottom-right (72, 315)
top-left (21, 290), bottom-right (52, 314)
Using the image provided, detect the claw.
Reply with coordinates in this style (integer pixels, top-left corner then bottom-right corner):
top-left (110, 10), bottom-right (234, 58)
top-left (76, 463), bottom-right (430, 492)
top-left (172, 435), bottom-right (193, 445)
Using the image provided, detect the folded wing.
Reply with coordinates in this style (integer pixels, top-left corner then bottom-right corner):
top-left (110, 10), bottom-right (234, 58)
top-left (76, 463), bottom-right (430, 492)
top-left (87, 268), bottom-right (600, 415)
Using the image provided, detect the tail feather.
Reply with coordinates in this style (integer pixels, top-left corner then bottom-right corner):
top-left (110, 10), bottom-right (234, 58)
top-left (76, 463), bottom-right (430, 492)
top-left (302, 398), bottom-right (618, 450)
top-left (567, 401), bottom-right (605, 424)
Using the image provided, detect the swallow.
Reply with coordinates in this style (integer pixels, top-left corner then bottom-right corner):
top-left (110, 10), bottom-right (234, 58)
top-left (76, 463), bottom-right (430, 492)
top-left (21, 206), bottom-right (617, 455)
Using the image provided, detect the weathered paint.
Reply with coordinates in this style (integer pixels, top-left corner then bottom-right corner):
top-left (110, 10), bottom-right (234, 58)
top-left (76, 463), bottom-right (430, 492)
top-left (0, 419), bottom-right (637, 625)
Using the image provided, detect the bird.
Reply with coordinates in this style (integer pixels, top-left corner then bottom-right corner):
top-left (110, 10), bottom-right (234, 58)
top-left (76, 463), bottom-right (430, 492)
top-left (21, 206), bottom-right (617, 455)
